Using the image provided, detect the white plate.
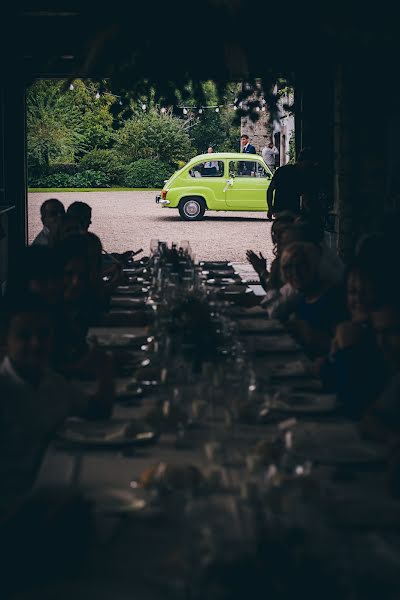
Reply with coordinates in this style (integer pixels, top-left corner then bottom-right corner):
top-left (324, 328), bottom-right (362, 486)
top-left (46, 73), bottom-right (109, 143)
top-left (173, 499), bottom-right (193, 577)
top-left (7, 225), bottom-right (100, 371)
top-left (84, 487), bottom-right (161, 516)
top-left (268, 392), bottom-right (337, 414)
top-left (230, 306), bottom-right (268, 318)
top-left (238, 319), bottom-right (284, 334)
top-left (248, 335), bottom-right (300, 353)
top-left (88, 333), bottom-right (151, 348)
top-left (269, 360), bottom-right (310, 377)
top-left (110, 297), bottom-right (147, 308)
top-left (57, 418), bottom-right (158, 447)
top-left (293, 442), bottom-right (386, 465)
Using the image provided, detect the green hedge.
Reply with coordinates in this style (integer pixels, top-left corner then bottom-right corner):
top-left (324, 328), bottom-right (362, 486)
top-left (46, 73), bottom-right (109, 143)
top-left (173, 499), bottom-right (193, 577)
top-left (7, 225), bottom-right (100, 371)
top-left (122, 158), bottom-right (174, 188)
top-left (79, 149), bottom-right (124, 183)
top-left (29, 170), bottom-right (111, 188)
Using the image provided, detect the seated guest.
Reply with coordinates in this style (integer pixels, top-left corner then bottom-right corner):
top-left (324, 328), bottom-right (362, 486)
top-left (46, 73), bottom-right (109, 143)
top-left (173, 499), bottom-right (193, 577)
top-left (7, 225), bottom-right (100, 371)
top-left (50, 236), bottom-right (100, 365)
top-left (51, 213), bottom-right (84, 245)
top-left (5, 245), bottom-right (63, 307)
top-left (31, 198), bottom-right (65, 246)
top-left (246, 212), bottom-right (297, 293)
top-left (317, 260), bottom-right (388, 417)
top-left (67, 200), bottom-right (139, 266)
top-left (361, 299), bottom-right (400, 442)
top-left (85, 232), bottom-right (124, 297)
top-left (261, 222), bottom-right (344, 317)
top-left (0, 295), bottom-right (113, 505)
top-left (66, 200), bottom-right (92, 231)
top-left (277, 242), bottom-right (347, 356)
top-left (55, 235), bottom-right (117, 384)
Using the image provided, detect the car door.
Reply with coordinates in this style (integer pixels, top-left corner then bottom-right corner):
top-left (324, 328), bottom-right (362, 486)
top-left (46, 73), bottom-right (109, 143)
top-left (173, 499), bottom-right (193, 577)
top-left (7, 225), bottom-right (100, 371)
top-left (225, 159), bottom-right (271, 210)
top-left (186, 160), bottom-right (226, 208)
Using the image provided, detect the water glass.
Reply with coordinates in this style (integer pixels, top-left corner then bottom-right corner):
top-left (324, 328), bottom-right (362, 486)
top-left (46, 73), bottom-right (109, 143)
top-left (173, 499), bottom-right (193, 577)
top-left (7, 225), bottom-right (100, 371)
top-left (150, 238), bottom-right (159, 255)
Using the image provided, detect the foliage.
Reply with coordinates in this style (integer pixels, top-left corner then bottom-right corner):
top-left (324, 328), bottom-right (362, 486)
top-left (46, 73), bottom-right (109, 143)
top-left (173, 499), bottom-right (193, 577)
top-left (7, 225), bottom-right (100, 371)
top-left (121, 159), bottom-right (174, 188)
top-left (79, 149), bottom-right (124, 183)
top-left (288, 130), bottom-right (296, 163)
top-left (189, 109), bottom-right (240, 154)
top-left (27, 80), bottom-right (82, 167)
top-left (29, 188), bottom-right (157, 192)
top-left (27, 79), bottom-right (117, 168)
top-left (113, 110), bottom-right (193, 164)
top-left (27, 78), bottom-right (288, 188)
top-left (29, 170), bottom-right (111, 188)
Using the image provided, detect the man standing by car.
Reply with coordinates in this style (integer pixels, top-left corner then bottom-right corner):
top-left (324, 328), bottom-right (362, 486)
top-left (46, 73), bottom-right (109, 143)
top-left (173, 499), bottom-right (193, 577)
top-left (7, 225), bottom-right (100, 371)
top-left (262, 141), bottom-right (279, 172)
top-left (266, 147), bottom-right (318, 220)
top-left (240, 134), bottom-right (256, 154)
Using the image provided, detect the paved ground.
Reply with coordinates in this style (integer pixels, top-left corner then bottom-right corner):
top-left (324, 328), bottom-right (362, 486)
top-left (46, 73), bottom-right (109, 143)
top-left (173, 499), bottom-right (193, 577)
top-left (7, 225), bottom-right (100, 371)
top-left (28, 191), bottom-right (274, 263)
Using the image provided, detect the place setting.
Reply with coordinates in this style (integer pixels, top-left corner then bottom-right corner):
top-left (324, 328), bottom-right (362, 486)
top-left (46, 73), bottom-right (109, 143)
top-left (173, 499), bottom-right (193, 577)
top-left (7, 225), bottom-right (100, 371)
top-left (56, 417), bottom-right (160, 449)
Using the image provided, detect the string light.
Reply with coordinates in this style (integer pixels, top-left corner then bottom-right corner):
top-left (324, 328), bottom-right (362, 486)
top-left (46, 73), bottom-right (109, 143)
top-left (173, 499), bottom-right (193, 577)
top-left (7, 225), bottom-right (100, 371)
top-left (67, 86), bottom-right (263, 113)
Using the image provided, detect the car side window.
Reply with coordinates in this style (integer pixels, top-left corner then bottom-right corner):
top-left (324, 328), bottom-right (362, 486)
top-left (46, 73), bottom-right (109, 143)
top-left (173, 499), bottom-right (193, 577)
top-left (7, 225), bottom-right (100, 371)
top-left (229, 160), bottom-right (257, 177)
top-left (229, 161), bottom-right (270, 177)
top-left (255, 163), bottom-right (270, 178)
top-left (189, 161), bottom-right (224, 178)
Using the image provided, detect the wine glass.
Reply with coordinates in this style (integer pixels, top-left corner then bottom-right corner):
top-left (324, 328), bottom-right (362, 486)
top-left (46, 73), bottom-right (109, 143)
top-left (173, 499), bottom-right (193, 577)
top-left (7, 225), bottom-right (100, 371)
top-left (150, 239), bottom-right (159, 255)
top-left (180, 240), bottom-right (191, 255)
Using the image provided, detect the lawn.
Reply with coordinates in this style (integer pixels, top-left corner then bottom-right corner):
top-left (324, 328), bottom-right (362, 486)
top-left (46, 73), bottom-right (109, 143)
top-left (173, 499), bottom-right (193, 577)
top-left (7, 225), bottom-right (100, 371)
top-left (28, 187), bottom-right (160, 193)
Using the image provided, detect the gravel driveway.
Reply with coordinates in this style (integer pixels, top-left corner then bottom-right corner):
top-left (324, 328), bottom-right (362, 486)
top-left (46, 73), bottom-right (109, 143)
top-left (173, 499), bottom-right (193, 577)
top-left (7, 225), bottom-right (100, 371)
top-left (28, 191), bottom-right (274, 263)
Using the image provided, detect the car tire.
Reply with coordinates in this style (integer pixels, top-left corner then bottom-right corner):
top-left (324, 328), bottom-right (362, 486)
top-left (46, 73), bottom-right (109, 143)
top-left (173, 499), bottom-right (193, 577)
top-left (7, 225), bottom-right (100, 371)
top-left (178, 197), bottom-right (206, 221)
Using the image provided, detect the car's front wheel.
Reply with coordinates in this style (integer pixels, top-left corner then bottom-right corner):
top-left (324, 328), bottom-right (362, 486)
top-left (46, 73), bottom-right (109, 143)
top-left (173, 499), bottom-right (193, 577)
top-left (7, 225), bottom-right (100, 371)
top-left (178, 197), bottom-right (206, 221)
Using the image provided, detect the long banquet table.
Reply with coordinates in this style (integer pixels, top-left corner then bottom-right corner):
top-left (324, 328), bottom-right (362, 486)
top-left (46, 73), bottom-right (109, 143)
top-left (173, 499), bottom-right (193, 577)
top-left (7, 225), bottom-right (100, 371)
top-left (29, 254), bottom-right (400, 599)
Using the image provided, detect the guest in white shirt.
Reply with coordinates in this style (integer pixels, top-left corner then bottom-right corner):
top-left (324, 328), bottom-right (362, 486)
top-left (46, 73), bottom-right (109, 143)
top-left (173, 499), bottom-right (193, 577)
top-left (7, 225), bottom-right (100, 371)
top-left (203, 146), bottom-right (219, 176)
top-left (0, 295), bottom-right (113, 505)
top-left (31, 199), bottom-right (65, 247)
top-left (362, 300), bottom-right (400, 441)
top-left (262, 141), bottom-right (279, 172)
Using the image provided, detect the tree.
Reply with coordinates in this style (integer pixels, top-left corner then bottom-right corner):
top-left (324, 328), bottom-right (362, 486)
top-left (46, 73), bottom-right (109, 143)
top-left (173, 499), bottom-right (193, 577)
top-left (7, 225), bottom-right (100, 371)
top-left (189, 109), bottom-right (240, 154)
top-left (27, 79), bottom-right (117, 168)
top-left (27, 80), bottom-right (82, 167)
top-left (113, 110), bottom-right (192, 165)
top-left (62, 80), bottom-right (116, 156)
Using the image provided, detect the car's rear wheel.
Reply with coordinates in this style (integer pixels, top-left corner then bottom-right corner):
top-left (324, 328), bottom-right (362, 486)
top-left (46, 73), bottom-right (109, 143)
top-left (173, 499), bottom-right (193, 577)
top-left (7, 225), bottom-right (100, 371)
top-left (178, 197), bottom-right (206, 221)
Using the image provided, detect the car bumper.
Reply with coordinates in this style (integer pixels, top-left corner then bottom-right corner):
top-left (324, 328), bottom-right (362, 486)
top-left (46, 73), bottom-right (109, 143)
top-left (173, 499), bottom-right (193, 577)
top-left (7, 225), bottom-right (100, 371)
top-left (155, 194), bottom-right (170, 205)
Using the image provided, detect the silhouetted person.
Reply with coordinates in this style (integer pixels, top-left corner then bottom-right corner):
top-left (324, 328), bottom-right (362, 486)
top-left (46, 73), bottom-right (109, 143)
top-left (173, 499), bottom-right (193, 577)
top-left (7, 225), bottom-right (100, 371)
top-left (31, 199), bottom-right (65, 246)
top-left (266, 147), bottom-right (318, 220)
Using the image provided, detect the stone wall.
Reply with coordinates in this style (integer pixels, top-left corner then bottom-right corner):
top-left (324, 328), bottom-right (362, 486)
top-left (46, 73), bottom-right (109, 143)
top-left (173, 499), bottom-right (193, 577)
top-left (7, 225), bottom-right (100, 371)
top-left (240, 91), bottom-right (294, 164)
top-left (240, 110), bottom-right (272, 155)
top-left (334, 63), bottom-right (388, 261)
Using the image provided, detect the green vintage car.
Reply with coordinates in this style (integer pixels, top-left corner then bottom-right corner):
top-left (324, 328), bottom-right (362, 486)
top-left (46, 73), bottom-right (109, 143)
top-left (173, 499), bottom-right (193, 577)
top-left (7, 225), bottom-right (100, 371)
top-left (155, 152), bottom-right (273, 221)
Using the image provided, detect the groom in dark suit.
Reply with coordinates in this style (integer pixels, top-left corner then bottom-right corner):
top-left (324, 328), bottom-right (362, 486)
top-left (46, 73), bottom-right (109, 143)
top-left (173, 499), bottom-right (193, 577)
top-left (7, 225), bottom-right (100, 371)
top-left (240, 134), bottom-right (256, 154)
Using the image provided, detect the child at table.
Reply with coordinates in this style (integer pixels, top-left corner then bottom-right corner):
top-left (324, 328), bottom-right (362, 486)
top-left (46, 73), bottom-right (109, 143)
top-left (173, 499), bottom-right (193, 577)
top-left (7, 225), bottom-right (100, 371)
top-left (361, 299), bottom-right (400, 441)
top-left (316, 260), bottom-right (388, 417)
top-left (277, 242), bottom-right (347, 357)
top-left (0, 294), bottom-right (113, 510)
